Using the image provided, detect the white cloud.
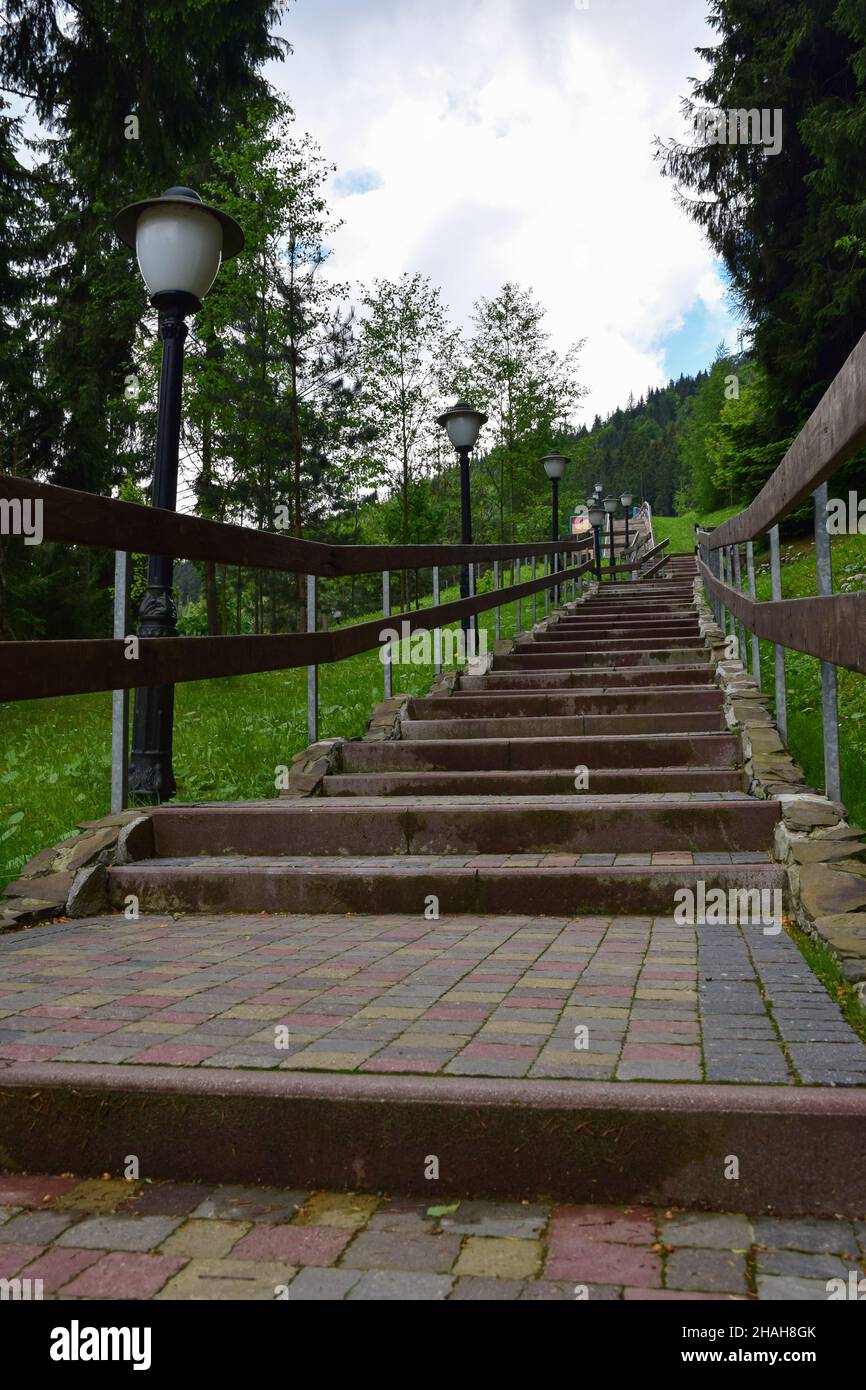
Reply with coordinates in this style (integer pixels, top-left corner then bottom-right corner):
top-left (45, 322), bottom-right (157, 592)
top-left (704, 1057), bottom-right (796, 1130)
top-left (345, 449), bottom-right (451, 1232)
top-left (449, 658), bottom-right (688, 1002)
top-left (269, 0), bottom-right (737, 420)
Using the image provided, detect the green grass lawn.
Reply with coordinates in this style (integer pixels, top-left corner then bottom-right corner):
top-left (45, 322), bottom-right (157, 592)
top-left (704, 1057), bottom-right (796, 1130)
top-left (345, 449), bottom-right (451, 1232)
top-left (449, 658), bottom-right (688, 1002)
top-left (652, 506), bottom-right (739, 553)
top-left (0, 567), bottom-right (556, 894)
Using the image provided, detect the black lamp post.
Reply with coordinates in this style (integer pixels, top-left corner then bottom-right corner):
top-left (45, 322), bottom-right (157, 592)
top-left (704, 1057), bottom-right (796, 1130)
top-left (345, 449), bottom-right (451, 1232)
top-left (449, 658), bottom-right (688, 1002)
top-left (603, 495), bottom-right (619, 583)
top-left (587, 500), bottom-right (605, 581)
top-left (621, 490), bottom-right (634, 553)
top-left (115, 187), bottom-right (244, 800)
top-left (436, 401), bottom-right (487, 644)
top-left (542, 451), bottom-right (569, 606)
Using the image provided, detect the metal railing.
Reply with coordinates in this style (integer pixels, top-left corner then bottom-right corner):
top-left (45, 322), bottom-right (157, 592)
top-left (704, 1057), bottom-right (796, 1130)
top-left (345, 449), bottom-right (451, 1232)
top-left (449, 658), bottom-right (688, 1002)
top-left (696, 327), bottom-right (866, 803)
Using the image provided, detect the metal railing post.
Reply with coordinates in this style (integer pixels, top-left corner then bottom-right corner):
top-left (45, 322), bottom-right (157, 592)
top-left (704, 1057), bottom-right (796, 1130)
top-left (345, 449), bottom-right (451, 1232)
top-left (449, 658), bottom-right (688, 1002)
top-left (111, 550), bottom-right (130, 813)
top-left (544, 554), bottom-right (549, 616)
top-left (515, 556), bottom-right (522, 635)
top-left (769, 525), bottom-right (787, 743)
top-left (468, 559), bottom-right (476, 658)
top-left (433, 565), bottom-right (441, 675)
top-left (745, 540), bottom-right (761, 686)
top-left (731, 542), bottom-right (747, 662)
top-left (814, 483), bottom-right (841, 802)
top-left (494, 560), bottom-right (500, 642)
top-left (532, 554), bottom-right (537, 627)
top-left (382, 569), bottom-right (392, 700)
top-left (306, 574), bottom-right (318, 744)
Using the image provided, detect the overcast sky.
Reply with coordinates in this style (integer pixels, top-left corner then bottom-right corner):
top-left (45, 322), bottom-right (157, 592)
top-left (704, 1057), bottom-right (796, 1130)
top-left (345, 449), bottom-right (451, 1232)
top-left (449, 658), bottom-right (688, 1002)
top-left (267, 0), bottom-right (738, 422)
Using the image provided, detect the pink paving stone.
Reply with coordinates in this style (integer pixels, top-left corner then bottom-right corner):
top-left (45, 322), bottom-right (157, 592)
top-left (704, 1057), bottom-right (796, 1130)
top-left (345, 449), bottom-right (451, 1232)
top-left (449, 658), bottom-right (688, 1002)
top-left (550, 1206), bottom-right (656, 1245)
top-left (0, 1045), bottom-right (62, 1061)
top-left (546, 1242), bottom-right (662, 1287)
top-left (621, 1044), bottom-right (701, 1062)
top-left (229, 1224), bottom-right (349, 1266)
top-left (61, 1252), bottom-right (185, 1299)
top-left (0, 1245), bottom-right (45, 1277)
top-left (0, 1174), bottom-right (81, 1206)
top-left (127, 1044), bottom-right (220, 1065)
top-left (21, 1006), bottom-right (80, 1018)
top-left (360, 1057), bottom-right (441, 1073)
top-left (24, 1247), bottom-right (103, 1292)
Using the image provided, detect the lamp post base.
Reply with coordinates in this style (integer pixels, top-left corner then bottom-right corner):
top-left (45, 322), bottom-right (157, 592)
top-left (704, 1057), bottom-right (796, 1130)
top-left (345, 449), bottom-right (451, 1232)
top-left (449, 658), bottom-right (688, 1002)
top-left (128, 582), bottom-right (178, 802)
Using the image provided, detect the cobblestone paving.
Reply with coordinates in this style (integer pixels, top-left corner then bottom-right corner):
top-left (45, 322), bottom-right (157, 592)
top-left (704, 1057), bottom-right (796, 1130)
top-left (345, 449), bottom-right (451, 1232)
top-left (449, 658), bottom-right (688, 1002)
top-left (0, 1175), bottom-right (863, 1300)
top-left (1, 913), bottom-right (864, 1084)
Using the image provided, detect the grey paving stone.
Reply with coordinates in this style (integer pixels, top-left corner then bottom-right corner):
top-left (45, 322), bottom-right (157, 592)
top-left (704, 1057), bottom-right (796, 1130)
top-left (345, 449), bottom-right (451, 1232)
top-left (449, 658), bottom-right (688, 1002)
top-left (56, 1214), bottom-right (182, 1251)
top-left (346, 1269), bottom-right (453, 1300)
top-left (666, 1248), bottom-right (747, 1294)
top-left (439, 1201), bottom-right (547, 1239)
top-left (660, 1212), bottom-right (752, 1249)
top-left (521, 1281), bottom-right (620, 1300)
top-left (757, 1275), bottom-right (834, 1301)
top-left (753, 1217), bottom-right (859, 1255)
top-left (756, 1250), bottom-right (850, 1280)
top-left (449, 1277), bottom-right (525, 1300)
top-left (0, 1210), bottom-right (79, 1244)
top-left (341, 1230), bottom-right (461, 1273)
top-left (190, 1186), bottom-right (308, 1223)
top-left (287, 1267), bottom-right (362, 1300)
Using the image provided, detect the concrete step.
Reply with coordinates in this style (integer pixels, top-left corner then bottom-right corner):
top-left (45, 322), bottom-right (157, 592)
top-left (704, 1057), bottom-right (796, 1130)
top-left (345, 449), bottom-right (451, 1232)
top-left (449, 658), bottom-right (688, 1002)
top-left (322, 767), bottom-right (744, 796)
top-left (9, 1057), bottom-right (862, 1211)
top-left (495, 648), bottom-right (709, 669)
top-left (142, 796), bottom-right (778, 857)
top-left (515, 636), bottom-right (706, 652)
top-left (458, 667), bottom-right (715, 690)
top-left (401, 712), bottom-right (726, 738)
top-left (339, 731), bottom-right (741, 773)
top-left (108, 857), bottom-right (784, 917)
top-left (409, 689), bottom-right (723, 719)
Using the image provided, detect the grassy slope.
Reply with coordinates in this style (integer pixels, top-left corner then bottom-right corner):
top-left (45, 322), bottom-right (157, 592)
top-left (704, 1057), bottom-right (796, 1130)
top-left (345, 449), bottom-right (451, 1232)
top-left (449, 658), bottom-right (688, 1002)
top-left (0, 570), bottom-right (543, 893)
top-left (655, 508), bottom-right (866, 828)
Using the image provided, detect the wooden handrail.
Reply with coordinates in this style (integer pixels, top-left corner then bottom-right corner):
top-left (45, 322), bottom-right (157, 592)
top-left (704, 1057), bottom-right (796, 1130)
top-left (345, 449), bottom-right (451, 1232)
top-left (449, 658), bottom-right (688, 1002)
top-left (0, 475), bottom-right (592, 576)
top-left (706, 328), bottom-right (866, 549)
top-left (698, 556), bottom-right (866, 675)
top-left (0, 557), bottom-right (597, 702)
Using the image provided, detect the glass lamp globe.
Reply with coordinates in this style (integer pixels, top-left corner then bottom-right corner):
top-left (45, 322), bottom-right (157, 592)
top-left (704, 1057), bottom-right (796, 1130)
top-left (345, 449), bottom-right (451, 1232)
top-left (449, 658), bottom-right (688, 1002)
top-left (436, 401), bottom-right (488, 450)
top-left (115, 186), bottom-right (244, 305)
top-left (542, 451), bottom-right (569, 481)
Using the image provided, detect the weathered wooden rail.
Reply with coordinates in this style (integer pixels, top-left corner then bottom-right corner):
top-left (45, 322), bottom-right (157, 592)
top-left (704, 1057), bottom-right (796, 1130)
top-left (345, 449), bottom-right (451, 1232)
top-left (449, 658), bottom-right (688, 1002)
top-left (697, 327), bottom-right (866, 802)
top-left (0, 473), bottom-right (664, 806)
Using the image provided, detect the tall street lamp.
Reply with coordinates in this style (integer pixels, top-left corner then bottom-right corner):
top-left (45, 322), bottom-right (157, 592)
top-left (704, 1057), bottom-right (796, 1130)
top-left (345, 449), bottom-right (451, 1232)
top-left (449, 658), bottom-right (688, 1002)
top-left (115, 186), bottom-right (244, 800)
top-left (587, 500), bottom-right (605, 581)
top-left (542, 451), bottom-right (569, 606)
top-left (436, 401), bottom-right (487, 644)
top-left (603, 495), bottom-right (619, 583)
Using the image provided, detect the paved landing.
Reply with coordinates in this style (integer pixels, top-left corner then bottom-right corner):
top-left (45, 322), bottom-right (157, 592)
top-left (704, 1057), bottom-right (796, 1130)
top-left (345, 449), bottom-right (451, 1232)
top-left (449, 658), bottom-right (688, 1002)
top-left (1, 912), bottom-right (865, 1085)
top-left (1, 1173), bottom-right (863, 1300)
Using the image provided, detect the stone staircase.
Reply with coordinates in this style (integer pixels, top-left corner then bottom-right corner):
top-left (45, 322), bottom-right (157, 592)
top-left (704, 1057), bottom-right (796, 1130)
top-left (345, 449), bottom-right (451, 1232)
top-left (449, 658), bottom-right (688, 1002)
top-left (109, 554), bottom-right (785, 920)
